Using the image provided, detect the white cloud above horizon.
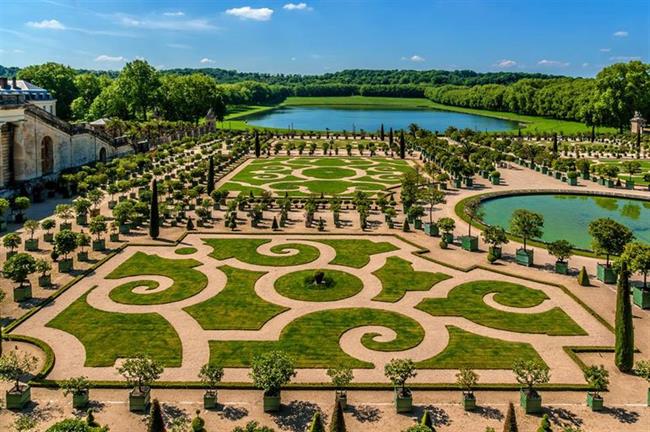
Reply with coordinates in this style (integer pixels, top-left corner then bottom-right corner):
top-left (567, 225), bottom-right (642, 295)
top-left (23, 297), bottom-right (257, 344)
top-left (495, 59), bottom-right (517, 68)
top-left (613, 30), bottom-right (628, 37)
top-left (26, 19), bottom-right (65, 30)
top-left (402, 55), bottom-right (425, 62)
top-left (200, 57), bottom-right (216, 64)
top-left (537, 59), bottom-right (569, 67)
top-left (283, 3), bottom-right (312, 11)
top-left (163, 11), bottom-right (185, 17)
top-left (610, 55), bottom-right (641, 61)
top-left (225, 6), bottom-right (274, 21)
top-left (118, 15), bottom-right (215, 31)
top-left (167, 43), bottom-right (191, 49)
top-left (599, 48), bottom-right (611, 52)
top-left (95, 54), bottom-right (126, 62)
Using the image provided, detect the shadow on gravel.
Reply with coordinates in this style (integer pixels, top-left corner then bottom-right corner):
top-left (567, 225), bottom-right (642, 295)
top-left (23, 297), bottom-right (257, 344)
top-left (415, 405), bottom-right (451, 427)
top-left (475, 405), bottom-right (504, 421)
top-left (545, 406), bottom-right (584, 429)
top-left (219, 405), bottom-right (248, 421)
top-left (602, 406), bottom-right (640, 424)
top-left (272, 400), bottom-right (323, 432)
top-left (350, 404), bottom-right (382, 423)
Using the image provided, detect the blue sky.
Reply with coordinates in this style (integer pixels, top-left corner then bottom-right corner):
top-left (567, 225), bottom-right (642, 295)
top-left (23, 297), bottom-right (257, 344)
top-left (0, 0), bottom-right (648, 76)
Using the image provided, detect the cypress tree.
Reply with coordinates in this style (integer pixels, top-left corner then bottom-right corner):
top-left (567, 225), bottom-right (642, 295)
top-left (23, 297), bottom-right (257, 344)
top-left (207, 156), bottom-right (215, 195)
top-left (308, 412), bottom-right (326, 432)
top-left (380, 124), bottom-right (385, 141)
top-left (272, 216), bottom-right (279, 231)
top-left (615, 261), bottom-right (634, 372)
top-left (577, 266), bottom-right (590, 286)
top-left (552, 133), bottom-right (558, 154)
top-left (389, 128), bottom-right (394, 147)
top-left (149, 179), bottom-right (159, 239)
top-left (329, 401), bottom-right (346, 432)
top-left (255, 131), bottom-right (261, 157)
top-left (402, 218), bottom-right (410, 232)
top-left (637, 129), bottom-right (641, 156)
top-left (399, 130), bottom-right (406, 159)
top-left (536, 414), bottom-right (552, 432)
top-left (503, 402), bottom-right (518, 432)
top-left (148, 399), bottom-right (165, 432)
top-left (420, 409), bottom-right (434, 429)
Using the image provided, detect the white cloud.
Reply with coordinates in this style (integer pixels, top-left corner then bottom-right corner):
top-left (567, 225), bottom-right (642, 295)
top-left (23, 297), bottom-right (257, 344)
top-left (291, 57), bottom-right (297, 61)
top-left (200, 57), bottom-right (216, 64)
top-left (167, 43), bottom-right (191, 49)
top-left (582, 62), bottom-right (590, 67)
top-left (283, 3), bottom-right (312, 11)
top-left (610, 55), bottom-right (641, 61)
top-left (95, 54), bottom-right (126, 62)
top-left (26, 19), bottom-right (65, 30)
top-left (225, 6), bottom-right (274, 21)
top-left (13, 49), bottom-right (25, 53)
top-left (599, 48), bottom-right (611, 52)
top-left (613, 31), bottom-right (628, 37)
top-left (495, 59), bottom-right (517, 68)
top-left (163, 11), bottom-right (185, 16)
top-left (118, 15), bottom-right (215, 31)
top-left (537, 59), bottom-right (569, 67)
top-left (402, 55), bottom-right (425, 62)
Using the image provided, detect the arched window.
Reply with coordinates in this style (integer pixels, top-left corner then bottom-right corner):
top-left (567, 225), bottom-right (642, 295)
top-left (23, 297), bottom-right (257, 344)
top-left (99, 147), bottom-right (107, 163)
top-left (41, 136), bottom-right (54, 175)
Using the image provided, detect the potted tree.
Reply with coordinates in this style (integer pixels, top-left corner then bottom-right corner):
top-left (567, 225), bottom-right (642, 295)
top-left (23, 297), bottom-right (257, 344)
top-left (619, 241), bottom-right (650, 309)
top-left (489, 170), bottom-right (501, 185)
top-left (3, 232), bottom-right (21, 259)
top-left (384, 358), bottom-right (417, 413)
top-left (117, 354), bottom-right (163, 412)
top-left (0, 198), bottom-right (9, 232)
top-left (548, 239), bottom-right (573, 275)
top-left (456, 367), bottom-right (479, 411)
top-left (23, 220), bottom-right (40, 251)
top-left (584, 365), bottom-right (609, 411)
top-left (87, 189), bottom-right (104, 217)
top-left (61, 376), bottom-right (91, 409)
top-left (422, 187), bottom-right (445, 236)
top-left (73, 197), bottom-right (92, 226)
top-left (55, 204), bottom-right (74, 231)
top-left (89, 216), bottom-right (108, 252)
top-left (112, 201), bottom-right (134, 234)
top-left (588, 218), bottom-right (634, 284)
top-left (0, 349), bottom-right (38, 409)
top-left (42, 219), bottom-right (56, 243)
top-left (461, 198), bottom-right (483, 251)
top-left (513, 359), bottom-right (550, 414)
top-left (55, 230), bottom-right (78, 273)
top-left (109, 221), bottom-right (120, 242)
top-left (407, 205), bottom-right (425, 230)
top-left (566, 170), bottom-right (579, 186)
top-left (76, 231), bottom-right (91, 262)
top-left (509, 209), bottom-right (544, 267)
top-left (3, 253), bottom-right (36, 302)
top-left (13, 196), bottom-right (30, 223)
top-left (249, 351), bottom-right (296, 412)
top-left (438, 217), bottom-right (455, 245)
top-left (198, 363), bottom-right (224, 409)
top-left (481, 225), bottom-right (508, 260)
top-left (327, 367), bottom-right (353, 409)
top-left (635, 360), bottom-right (650, 407)
top-left (35, 258), bottom-right (52, 287)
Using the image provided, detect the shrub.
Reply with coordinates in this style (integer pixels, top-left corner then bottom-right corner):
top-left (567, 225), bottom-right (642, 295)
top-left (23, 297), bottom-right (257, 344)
top-left (148, 399), bottom-right (165, 432)
top-left (3, 253), bottom-right (36, 287)
top-left (191, 409), bottom-right (205, 432)
top-left (583, 365), bottom-right (609, 397)
top-left (384, 358), bottom-right (417, 397)
top-left (249, 351), bottom-right (296, 396)
top-left (536, 414), bottom-right (551, 432)
top-left (577, 266), bottom-right (590, 286)
top-left (503, 402), bottom-right (518, 432)
top-left (308, 412), bottom-right (326, 432)
top-left (329, 400), bottom-right (346, 432)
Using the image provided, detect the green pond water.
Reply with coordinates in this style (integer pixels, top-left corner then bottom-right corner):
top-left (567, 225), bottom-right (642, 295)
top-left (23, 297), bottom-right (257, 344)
top-left (480, 194), bottom-right (650, 250)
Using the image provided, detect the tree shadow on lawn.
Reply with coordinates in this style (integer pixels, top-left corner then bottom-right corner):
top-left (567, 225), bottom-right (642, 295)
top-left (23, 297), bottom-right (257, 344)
top-left (350, 404), bottom-right (382, 423)
top-left (271, 400), bottom-right (324, 432)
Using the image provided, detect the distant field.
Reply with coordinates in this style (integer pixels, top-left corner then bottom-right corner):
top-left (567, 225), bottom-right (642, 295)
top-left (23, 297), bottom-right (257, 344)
top-left (219, 96), bottom-right (614, 134)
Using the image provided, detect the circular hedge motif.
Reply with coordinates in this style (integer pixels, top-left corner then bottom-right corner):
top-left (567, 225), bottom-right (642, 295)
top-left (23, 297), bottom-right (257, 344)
top-left (275, 269), bottom-right (364, 301)
top-left (302, 167), bottom-right (356, 180)
top-left (175, 247), bottom-right (198, 255)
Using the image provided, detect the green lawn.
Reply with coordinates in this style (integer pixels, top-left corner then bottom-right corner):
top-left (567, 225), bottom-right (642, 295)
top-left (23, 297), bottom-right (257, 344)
top-left (107, 252), bottom-right (208, 305)
top-left (184, 266), bottom-right (287, 330)
top-left (203, 238), bottom-right (320, 266)
top-left (47, 290), bottom-right (182, 367)
top-left (372, 257), bottom-right (451, 302)
top-left (175, 247), bottom-right (198, 255)
top-left (208, 308), bottom-right (424, 368)
top-left (313, 239), bottom-right (398, 268)
top-left (416, 280), bottom-right (586, 336)
top-left (416, 326), bottom-right (545, 369)
top-left (274, 269), bottom-right (364, 301)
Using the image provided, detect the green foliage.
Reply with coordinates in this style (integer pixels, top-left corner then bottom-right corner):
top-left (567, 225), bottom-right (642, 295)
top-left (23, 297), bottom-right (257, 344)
top-left (536, 414), bottom-right (552, 432)
top-left (619, 242), bottom-right (650, 287)
top-left (3, 253), bottom-right (36, 286)
top-left (329, 401), bottom-right (346, 432)
top-left (149, 179), bottom-right (159, 239)
top-left (372, 256), bottom-right (450, 302)
top-left (232, 421), bottom-right (275, 432)
top-left (198, 363), bottom-right (224, 390)
top-left (117, 354), bottom-right (164, 391)
top-left (45, 418), bottom-right (108, 432)
top-left (420, 409), bottom-right (434, 429)
top-left (634, 360), bottom-right (650, 382)
top-left (148, 399), bottom-right (165, 432)
top-left (315, 239), bottom-right (398, 268)
top-left (60, 376), bottom-right (90, 396)
top-left (191, 410), bottom-right (206, 432)
top-left (326, 367), bottom-right (354, 389)
top-left (588, 217), bottom-right (634, 265)
top-left (18, 62), bottom-right (78, 119)
top-left (308, 412), bottom-right (326, 432)
top-left (0, 349), bottom-right (38, 388)
top-left (456, 368), bottom-right (479, 394)
top-left (384, 358), bottom-right (417, 394)
top-left (512, 359), bottom-right (550, 392)
top-left (482, 225), bottom-right (509, 248)
top-left (249, 351), bottom-right (296, 394)
top-left (437, 217), bottom-right (455, 234)
top-left (547, 240), bottom-right (573, 262)
top-left (404, 426), bottom-right (432, 432)
top-left (3, 232), bottom-right (21, 251)
top-left (503, 402), bottom-right (518, 432)
top-left (614, 261), bottom-right (634, 372)
top-left (54, 229), bottom-right (78, 259)
top-left (577, 266), bottom-right (590, 286)
top-left (509, 209), bottom-right (544, 250)
top-left (88, 216), bottom-right (108, 239)
top-left (583, 365), bottom-right (609, 396)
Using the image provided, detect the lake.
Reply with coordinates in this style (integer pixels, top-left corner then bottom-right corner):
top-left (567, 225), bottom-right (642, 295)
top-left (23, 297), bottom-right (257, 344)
top-left (480, 193), bottom-right (650, 250)
top-left (242, 106), bottom-right (518, 132)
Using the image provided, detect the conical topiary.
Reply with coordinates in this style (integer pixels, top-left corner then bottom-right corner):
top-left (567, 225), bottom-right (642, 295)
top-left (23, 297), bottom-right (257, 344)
top-left (272, 216), bottom-right (279, 231)
top-left (615, 261), bottom-right (634, 372)
top-left (148, 399), bottom-right (165, 432)
top-left (329, 400), bottom-right (346, 432)
top-left (536, 414), bottom-right (552, 432)
top-left (86, 409), bottom-right (97, 427)
top-left (577, 266), bottom-right (590, 286)
top-left (503, 402), bottom-right (518, 432)
top-left (402, 218), bottom-right (410, 232)
top-left (191, 409), bottom-right (205, 432)
top-left (420, 409), bottom-right (435, 430)
top-left (186, 217), bottom-right (194, 231)
top-left (308, 411), bottom-right (326, 432)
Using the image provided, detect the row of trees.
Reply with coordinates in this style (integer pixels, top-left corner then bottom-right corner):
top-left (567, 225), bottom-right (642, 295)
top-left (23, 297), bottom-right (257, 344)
top-left (425, 61), bottom-right (650, 131)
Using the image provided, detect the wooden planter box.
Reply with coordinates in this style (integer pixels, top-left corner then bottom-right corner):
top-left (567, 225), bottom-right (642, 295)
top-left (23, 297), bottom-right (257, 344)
top-left (462, 393), bottom-right (476, 411)
top-left (119, 224), bottom-right (130, 235)
top-left (414, 219), bottom-right (423, 230)
top-left (423, 222), bottom-right (439, 236)
top-left (587, 393), bottom-right (604, 411)
top-left (25, 238), bottom-right (39, 251)
top-left (520, 389), bottom-right (542, 414)
top-left (555, 260), bottom-right (569, 275)
top-left (6, 385), bottom-right (31, 410)
top-left (554, 172), bottom-right (562, 179)
top-left (568, 177), bottom-right (578, 186)
top-left (541, 166), bottom-right (548, 174)
top-left (58, 258), bottom-right (73, 273)
top-left (442, 233), bottom-right (454, 244)
top-left (633, 287), bottom-right (650, 309)
top-left (335, 391), bottom-right (348, 410)
top-left (72, 390), bottom-right (89, 409)
top-left (13, 285), bottom-right (32, 302)
top-left (453, 179), bottom-right (462, 188)
top-left (110, 233), bottom-right (120, 242)
top-left (394, 389), bottom-right (413, 413)
top-left (263, 391), bottom-right (281, 412)
top-left (129, 387), bottom-right (150, 412)
top-left (38, 275), bottom-right (51, 287)
top-left (60, 222), bottom-right (73, 231)
top-left (488, 246), bottom-right (502, 258)
top-left (490, 176), bottom-right (500, 185)
top-left (597, 263), bottom-right (617, 284)
top-left (203, 391), bottom-right (218, 409)
top-left (464, 177), bottom-right (473, 187)
top-left (625, 180), bottom-right (635, 190)
top-left (76, 215), bottom-right (88, 226)
top-left (44, 233), bottom-right (54, 243)
top-left (461, 235), bottom-right (479, 252)
top-left (77, 251), bottom-right (88, 262)
top-left (92, 240), bottom-right (106, 251)
top-left (515, 248), bottom-right (534, 267)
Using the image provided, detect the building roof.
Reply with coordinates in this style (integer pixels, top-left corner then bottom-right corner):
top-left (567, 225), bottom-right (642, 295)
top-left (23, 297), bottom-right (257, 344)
top-left (0, 78), bottom-right (54, 101)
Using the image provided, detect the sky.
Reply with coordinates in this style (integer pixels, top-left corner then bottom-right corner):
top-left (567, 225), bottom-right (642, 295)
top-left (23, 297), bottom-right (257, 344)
top-left (0, 0), bottom-right (648, 77)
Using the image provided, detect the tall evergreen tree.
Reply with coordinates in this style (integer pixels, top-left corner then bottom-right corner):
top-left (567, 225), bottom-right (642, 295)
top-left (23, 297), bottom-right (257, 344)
top-left (420, 409), bottom-right (433, 429)
top-left (389, 127), bottom-right (394, 147)
top-left (503, 402), bottom-right (518, 432)
top-left (399, 130), bottom-right (406, 159)
top-left (149, 179), bottom-right (159, 239)
top-left (615, 260), bottom-right (634, 372)
top-left (380, 123), bottom-right (385, 141)
top-left (255, 131), bottom-right (261, 157)
top-left (207, 156), bottom-right (215, 195)
top-left (329, 400), bottom-right (346, 432)
top-left (552, 133), bottom-right (558, 154)
top-left (536, 414), bottom-right (552, 432)
top-left (148, 399), bottom-right (165, 432)
top-left (308, 412), bottom-right (326, 432)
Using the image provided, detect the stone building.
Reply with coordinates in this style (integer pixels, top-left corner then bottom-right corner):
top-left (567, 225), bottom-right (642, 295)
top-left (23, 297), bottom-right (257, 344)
top-left (0, 77), bottom-right (131, 192)
top-left (631, 111), bottom-right (648, 135)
